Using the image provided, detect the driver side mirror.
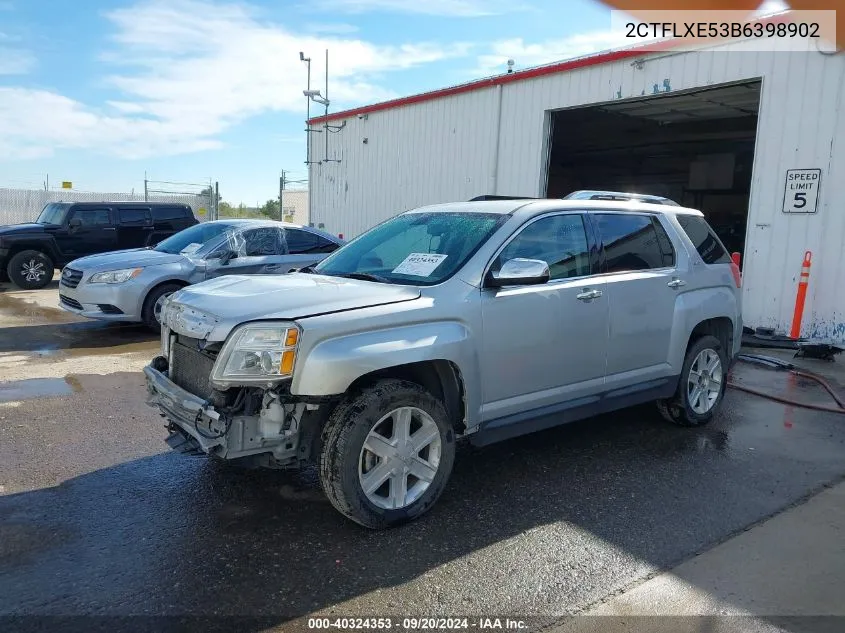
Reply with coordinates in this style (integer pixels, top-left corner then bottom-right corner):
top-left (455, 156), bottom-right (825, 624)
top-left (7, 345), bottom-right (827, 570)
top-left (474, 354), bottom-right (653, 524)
top-left (207, 249), bottom-right (237, 265)
top-left (485, 258), bottom-right (550, 288)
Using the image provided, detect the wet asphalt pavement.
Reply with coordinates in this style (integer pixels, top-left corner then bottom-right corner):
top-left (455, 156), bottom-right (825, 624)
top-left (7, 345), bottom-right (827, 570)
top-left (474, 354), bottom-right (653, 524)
top-left (2, 282), bottom-right (845, 629)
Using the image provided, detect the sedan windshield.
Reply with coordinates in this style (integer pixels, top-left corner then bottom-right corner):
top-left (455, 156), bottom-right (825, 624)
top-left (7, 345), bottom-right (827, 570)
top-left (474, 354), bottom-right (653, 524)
top-left (36, 203), bottom-right (71, 225)
top-left (154, 222), bottom-right (237, 254)
top-left (314, 211), bottom-right (505, 285)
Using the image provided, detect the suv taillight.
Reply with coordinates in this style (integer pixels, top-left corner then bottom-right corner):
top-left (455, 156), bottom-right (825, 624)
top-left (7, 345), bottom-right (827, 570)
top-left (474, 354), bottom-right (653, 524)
top-left (730, 258), bottom-right (742, 288)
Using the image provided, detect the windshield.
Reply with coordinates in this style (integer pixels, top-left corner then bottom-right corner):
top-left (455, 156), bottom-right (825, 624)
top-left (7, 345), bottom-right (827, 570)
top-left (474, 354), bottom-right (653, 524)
top-left (154, 222), bottom-right (237, 255)
top-left (36, 203), bottom-right (71, 225)
top-left (314, 211), bottom-right (505, 285)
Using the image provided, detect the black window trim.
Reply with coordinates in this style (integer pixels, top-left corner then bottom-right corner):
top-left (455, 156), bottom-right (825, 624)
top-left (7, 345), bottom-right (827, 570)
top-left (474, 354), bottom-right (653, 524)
top-left (483, 209), bottom-right (601, 286)
top-left (588, 210), bottom-right (678, 276)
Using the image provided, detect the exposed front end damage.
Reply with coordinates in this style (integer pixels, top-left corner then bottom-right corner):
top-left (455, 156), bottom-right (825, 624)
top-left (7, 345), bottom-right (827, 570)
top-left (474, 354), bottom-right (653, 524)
top-left (144, 310), bottom-right (333, 468)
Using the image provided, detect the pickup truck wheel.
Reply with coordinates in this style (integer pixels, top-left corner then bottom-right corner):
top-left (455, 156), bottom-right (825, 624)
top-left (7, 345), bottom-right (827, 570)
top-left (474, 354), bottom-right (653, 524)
top-left (319, 379), bottom-right (456, 529)
top-left (657, 334), bottom-right (727, 427)
top-left (142, 283), bottom-right (182, 331)
top-left (8, 250), bottom-right (54, 290)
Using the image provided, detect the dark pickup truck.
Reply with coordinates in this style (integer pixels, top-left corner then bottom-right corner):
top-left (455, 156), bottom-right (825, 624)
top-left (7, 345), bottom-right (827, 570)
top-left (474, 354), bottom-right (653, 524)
top-left (0, 201), bottom-right (198, 289)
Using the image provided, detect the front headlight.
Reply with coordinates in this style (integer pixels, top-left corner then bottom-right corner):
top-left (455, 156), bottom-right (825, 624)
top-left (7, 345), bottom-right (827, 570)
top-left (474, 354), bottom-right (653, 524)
top-left (88, 268), bottom-right (143, 284)
top-left (211, 322), bottom-right (300, 386)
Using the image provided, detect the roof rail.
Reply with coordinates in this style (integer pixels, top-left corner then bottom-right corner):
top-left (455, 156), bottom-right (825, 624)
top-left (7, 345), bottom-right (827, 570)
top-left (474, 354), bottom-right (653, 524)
top-left (563, 190), bottom-right (680, 206)
top-left (469, 195), bottom-right (538, 202)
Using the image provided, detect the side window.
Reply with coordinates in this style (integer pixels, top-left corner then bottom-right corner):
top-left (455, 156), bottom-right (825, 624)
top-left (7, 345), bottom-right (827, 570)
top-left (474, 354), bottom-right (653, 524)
top-left (675, 214), bottom-right (732, 264)
top-left (119, 208), bottom-right (150, 225)
top-left (284, 229), bottom-right (319, 254)
top-left (72, 208), bottom-right (111, 227)
top-left (652, 218), bottom-right (676, 267)
top-left (314, 235), bottom-right (340, 254)
top-left (152, 206), bottom-right (187, 221)
top-left (594, 213), bottom-right (668, 273)
top-left (243, 227), bottom-right (283, 256)
top-left (493, 214), bottom-right (591, 280)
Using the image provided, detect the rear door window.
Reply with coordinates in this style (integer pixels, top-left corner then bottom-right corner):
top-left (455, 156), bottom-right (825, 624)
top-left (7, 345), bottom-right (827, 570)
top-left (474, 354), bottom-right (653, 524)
top-left (676, 214), bottom-right (732, 264)
top-left (594, 213), bottom-right (672, 272)
top-left (284, 229), bottom-right (319, 254)
top-left (119, 208), bottom-right (151, 225)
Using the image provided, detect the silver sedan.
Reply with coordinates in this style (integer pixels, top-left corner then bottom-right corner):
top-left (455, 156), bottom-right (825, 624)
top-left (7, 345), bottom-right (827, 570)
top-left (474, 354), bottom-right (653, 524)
top-left (57, 219), bottom-right (343, 330)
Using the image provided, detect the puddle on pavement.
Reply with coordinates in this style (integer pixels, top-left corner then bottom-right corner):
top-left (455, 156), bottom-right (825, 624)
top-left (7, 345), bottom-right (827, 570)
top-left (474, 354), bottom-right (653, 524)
top-left (0, 376), bottom-right (84, 403)
top-left (0, 290), bottom-right (78, 324)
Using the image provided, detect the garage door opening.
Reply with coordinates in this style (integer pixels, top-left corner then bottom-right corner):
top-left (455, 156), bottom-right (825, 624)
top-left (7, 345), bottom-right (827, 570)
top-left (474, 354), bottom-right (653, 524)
top-left (544, 80), bottom-right (762, 264)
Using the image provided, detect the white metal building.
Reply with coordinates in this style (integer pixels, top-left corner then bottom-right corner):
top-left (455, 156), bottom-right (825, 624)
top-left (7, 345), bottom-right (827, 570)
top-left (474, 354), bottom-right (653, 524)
top-left (308, 37), bottom-right (845, 342)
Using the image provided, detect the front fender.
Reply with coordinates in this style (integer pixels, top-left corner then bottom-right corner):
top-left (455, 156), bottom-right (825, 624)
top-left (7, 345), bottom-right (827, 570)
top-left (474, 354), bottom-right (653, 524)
top-left (292, 321), bottom-right (481, 424)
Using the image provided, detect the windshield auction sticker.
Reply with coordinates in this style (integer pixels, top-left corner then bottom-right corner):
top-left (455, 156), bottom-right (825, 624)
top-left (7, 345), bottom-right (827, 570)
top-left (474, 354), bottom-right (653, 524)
top-left (392, 253), bottom-right (448, 277)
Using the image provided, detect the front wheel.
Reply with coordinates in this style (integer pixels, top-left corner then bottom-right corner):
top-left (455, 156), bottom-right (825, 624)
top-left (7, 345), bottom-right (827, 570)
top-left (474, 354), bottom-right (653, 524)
top-left (141, 283), bottom-right (183, 331)
top-left (657, 334), bottom-right (728, 427)
top-left (7, 250), bottom-right (54, 290)
top-left (319, 379), bottom-right (456, 529)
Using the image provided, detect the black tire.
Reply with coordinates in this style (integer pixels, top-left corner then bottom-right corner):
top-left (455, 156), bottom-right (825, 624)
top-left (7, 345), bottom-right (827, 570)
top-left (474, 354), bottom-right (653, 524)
top-left (141, 282), bottom-right (183, 331)
top-left (319, 379), bottom-right (456, 529)
top-left (7, 250), bottom-right (54, 290)
top-left (657, 334), bottom-right (728, 427)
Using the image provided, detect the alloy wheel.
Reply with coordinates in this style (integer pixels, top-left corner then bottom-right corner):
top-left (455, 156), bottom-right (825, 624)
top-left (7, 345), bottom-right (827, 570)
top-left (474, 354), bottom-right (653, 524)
top-left (358, 406), bottom-right (442, 510)
top-left (22, 259), bottom-right (45, 283)
top-left (687, 348), bottom-right (723, 414)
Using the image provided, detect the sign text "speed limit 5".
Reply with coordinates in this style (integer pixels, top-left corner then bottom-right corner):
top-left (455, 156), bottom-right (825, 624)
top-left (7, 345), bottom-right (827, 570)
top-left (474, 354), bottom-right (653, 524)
top-left (783, 168), bottom-right (821, 214)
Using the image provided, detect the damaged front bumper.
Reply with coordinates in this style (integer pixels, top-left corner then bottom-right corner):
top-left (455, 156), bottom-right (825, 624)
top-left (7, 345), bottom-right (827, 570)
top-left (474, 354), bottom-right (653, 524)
top-left (143, 365), bottom-right (309, 466)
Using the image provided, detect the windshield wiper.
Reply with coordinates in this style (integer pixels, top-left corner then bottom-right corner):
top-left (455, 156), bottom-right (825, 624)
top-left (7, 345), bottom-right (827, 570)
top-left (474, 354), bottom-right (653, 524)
top-left (333, 272), bottom-right (389, 283)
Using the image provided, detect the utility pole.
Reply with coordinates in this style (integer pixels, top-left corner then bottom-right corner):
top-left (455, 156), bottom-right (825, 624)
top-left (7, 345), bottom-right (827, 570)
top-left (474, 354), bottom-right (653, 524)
top-left (214, 181), bottom-right (220, 221)
top-left (144, 171), bottom-right (148, 202)
top-left (279, 171), bottom-right (286, 222)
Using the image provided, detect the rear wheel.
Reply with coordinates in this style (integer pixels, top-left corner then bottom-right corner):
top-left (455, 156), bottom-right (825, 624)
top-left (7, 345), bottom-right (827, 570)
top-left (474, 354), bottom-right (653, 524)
top-left (7, 250), bottom-right (54, 290)
top-left (319, 379), bottom-right (456, 529)
top-left (142, 282), bottom-right (183, 331)
top-left (657, 334), bottom-right (727, 427)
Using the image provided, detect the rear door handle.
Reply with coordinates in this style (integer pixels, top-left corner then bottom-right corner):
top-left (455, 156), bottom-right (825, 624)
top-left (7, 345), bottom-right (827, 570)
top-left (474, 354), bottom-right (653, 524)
top-left (667, 278), bottom-right (686, 288)
top-left (576, 288), bottom-right (602, 301)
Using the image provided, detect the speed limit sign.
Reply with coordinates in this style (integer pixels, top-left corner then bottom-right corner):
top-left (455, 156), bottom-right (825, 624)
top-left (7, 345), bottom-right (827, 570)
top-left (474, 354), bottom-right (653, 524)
top-left (783, 168), bottom-right (821, 214)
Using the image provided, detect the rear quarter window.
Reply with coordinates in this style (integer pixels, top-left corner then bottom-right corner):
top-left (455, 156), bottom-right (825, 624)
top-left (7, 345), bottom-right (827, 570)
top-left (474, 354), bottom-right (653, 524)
top-left (676, 214), bottom-right (732, 264)
top-left (152, 206), bottom-right (190, 221)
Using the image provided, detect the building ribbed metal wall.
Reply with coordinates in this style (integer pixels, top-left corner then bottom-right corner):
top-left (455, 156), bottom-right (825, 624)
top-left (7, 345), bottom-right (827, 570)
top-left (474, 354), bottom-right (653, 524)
top-left (309, 39), bottom-right (845, 340)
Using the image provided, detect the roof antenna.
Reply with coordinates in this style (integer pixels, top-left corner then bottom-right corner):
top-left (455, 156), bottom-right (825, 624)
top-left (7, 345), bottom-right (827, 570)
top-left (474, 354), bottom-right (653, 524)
top-left (506, 59), bottom-right (515, 73)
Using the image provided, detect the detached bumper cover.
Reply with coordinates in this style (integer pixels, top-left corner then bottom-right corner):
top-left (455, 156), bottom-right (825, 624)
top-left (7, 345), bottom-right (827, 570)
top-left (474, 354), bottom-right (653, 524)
top-left (143, 365), bottom-right (224, 454)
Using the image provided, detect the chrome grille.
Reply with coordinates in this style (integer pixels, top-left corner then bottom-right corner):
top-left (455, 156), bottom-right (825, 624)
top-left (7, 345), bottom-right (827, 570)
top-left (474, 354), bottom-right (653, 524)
top-left (60, 268), bottom-right (83, 289)
top-left (170, 342), bottom-right (216, 401)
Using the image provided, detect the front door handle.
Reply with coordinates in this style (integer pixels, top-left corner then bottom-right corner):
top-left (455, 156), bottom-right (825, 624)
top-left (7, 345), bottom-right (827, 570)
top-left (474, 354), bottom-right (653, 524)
top-left (576, 288), bottom-right (602, 301)
top-left (667, 278), bottom-right (686, 288)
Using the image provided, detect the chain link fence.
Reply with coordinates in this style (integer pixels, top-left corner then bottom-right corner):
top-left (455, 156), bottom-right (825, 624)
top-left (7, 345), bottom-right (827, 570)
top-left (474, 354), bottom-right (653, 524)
top-left (0, 188), bottom-right (213, 225)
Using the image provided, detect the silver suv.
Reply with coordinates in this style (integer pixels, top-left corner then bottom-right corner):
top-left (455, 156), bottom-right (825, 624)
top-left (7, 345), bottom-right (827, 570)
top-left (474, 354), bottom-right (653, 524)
top-left (145, 194), bottom-right (742, 528)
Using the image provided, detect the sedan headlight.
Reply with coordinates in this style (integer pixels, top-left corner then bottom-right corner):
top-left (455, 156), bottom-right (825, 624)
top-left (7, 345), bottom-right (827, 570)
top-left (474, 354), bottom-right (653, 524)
top-left (211, 322), bottom-right (300, 386)
top-left (88, 268), bottom-right (143, 284)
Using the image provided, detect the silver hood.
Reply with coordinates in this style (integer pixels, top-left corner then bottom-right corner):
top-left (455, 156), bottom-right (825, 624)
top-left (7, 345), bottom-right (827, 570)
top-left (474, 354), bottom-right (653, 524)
top-left (67, 248), bottom-right (186, 271)
top-left (162, 273), bottom-right (421, 340)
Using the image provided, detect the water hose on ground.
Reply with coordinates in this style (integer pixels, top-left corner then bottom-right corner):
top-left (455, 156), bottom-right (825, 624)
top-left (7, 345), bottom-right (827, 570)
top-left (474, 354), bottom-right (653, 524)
top-left (727, 354), bottom-right (845, 414)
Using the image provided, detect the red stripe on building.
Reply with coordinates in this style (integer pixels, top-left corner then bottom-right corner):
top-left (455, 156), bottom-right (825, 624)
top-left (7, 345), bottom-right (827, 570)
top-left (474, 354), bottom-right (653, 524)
top-left (308, 13), bottom-right (791, 125)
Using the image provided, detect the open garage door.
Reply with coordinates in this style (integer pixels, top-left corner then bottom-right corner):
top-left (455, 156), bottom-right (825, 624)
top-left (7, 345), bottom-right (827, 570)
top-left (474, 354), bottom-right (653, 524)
top-left (544, 80), bottom-right (762, 264)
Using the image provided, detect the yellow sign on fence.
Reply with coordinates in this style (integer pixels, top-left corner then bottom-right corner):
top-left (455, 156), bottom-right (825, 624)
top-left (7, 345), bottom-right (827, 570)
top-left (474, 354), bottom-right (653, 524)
top-left (61, 181), bottom-right (72, 189)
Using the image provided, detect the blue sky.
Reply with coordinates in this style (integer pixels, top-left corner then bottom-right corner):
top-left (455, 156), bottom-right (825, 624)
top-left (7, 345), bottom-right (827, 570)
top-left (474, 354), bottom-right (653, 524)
top-left (0, 0), bottom-right (786, 204)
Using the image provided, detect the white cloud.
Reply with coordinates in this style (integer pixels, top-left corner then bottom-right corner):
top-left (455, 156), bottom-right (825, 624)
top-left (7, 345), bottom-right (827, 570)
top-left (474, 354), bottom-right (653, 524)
top-left (0, 0), bottom-right (470, 160)
top-left (476, 31), bottom-right (639, 76)
top-left (308, 0), bottom-right (516, 17)
top-left (305, 22), bottom-right (361, 34)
